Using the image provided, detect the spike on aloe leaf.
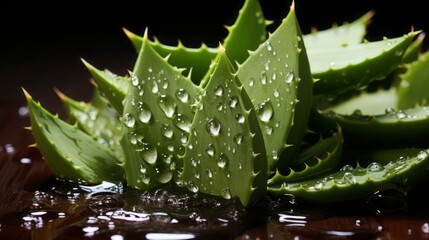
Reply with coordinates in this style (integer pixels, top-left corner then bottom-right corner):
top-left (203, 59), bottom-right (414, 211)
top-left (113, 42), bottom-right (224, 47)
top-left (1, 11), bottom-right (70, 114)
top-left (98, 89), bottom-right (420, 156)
top-left (237, 2), bottom-right (314, 173)
top-left (181, 48), bottom-right (267, 207)
top-left (120, 29), bottom-right (203, 190)
top-left (23, 88), bottom-right (124, 184)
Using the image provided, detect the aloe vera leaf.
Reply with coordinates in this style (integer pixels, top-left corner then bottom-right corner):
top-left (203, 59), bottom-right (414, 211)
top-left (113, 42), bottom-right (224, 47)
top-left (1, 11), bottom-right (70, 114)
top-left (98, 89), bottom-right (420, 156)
top-left (24, 89), bottom-right (124, 184)
top-left (181, 49), bottom-right (267, 207)
top-left (303, 10), bottom-right (374, 48)
top-left (223, 0), bottom-right (268, 66)
top-left (56, 89), bottom-right (123, 159)
top-left (312, 103), bottom-right (429, 147)
top-left (125, 28), bottom-right (217, 86)
top-left (343, 147), bottom-right (424, 167)
top-left (236, 3), bottom-right (313, 172)
top-left (268, 125), bottom-right (343, 185)
top-left (324, 87), bottom-right (398, 116)
top-left (397, 50), bottom-right (429, 109)
top-left (267, 149), bottom-right (429, 203)
top-left (120, 30), bottom-right (203, 190)
top-left (310, 32), bottom-right (418, 96)
top-left (82, 59), bottom-right (129, 113)
top-left (402, 32), bottom-right (426, 64)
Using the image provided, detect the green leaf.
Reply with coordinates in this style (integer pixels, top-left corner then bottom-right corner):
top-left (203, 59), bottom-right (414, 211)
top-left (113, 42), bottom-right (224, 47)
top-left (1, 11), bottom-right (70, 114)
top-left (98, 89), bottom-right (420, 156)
top-left (236, 3), bottom-right (314, 172)
top-left (181, 50), bottom-right (267, 207)
top-left (303, 10), bottom-right (373, 48)
top-left (24, 89), bottom-right (124, 184)
top-left (268, 125), bottom-right (343, 184)
top-left (82, 59), bottom-right (129, 114)
top-left (57, 89), bottom-right (123, 159)
top-left (397, 50), bottom-right (429, 109)
top-left (268, 149), bottom-right (429, 203)
top-left (223, 0), bottom-right (269, 66)
top-left (310, 32), bottom-right (418, 96)
top-left (120, 30), bottom-right (203, 190)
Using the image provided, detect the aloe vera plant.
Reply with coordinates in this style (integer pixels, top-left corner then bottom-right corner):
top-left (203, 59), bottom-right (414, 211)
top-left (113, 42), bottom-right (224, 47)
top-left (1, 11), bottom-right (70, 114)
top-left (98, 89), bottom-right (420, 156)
top-left (23, 0), bottom-right (429, 208)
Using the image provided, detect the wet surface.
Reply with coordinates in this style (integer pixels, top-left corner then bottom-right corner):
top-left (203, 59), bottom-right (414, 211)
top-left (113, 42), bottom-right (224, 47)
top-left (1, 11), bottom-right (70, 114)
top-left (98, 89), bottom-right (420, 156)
top-left (2, 101), bottom-right (429, 240)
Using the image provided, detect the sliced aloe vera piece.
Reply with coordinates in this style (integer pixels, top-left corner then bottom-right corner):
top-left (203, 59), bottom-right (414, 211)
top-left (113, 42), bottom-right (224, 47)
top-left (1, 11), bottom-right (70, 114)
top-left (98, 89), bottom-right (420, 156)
top-left (310, 32), bottom-right (418, 96)
top-left (181, 50), bottom-right (267, 207)
top-left (120, 30), bottom-right (202, 190)
top-left (268, 149), bottom-right (429, 203)
top-left (82, 59), bottom-right (129, 114)
top-left (57, 89), bottom-right (123, 159)
top-left (236, 4), bottom-right (313, 172)
top-left (303, 10), bottom-right (373, 48)
top-left (397, 50), bottom-right (429, 109)
top-left (268, 125), bottom-right (343, 184)
top-left (24, 89), bottom-right (124, 184)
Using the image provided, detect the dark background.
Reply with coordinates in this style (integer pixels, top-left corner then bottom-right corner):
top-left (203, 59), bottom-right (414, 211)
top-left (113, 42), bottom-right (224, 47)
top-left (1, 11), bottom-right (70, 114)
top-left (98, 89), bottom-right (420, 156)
top-left (1, 0), bottom-right (428, 115)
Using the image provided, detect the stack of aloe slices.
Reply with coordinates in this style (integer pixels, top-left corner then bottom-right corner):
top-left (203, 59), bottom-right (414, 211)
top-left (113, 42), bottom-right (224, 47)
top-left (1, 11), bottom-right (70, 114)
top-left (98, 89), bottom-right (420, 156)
top-left (23, 0), bottom-right (429, 207)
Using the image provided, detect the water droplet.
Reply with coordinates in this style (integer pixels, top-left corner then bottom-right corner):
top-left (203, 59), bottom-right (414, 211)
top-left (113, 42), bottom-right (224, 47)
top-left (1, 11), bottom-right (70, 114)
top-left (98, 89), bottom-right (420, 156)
top-left (395, 49), bottom-right (404, 56)
top-left (265, 126), bottom-right (274, 135)
top-left (417, 150), bottom-right (429, 161)
top-left (385, 107), bottom-right (396, 115)
top-left (187, 181), bottom-right (199, 193)
top-left (249, 77), bottom-right (254, 87)
top-left (137, 103), bottom-right (152, 123)
top-left (271, 150), bottom-right (278, 160)
top-left (193, 171), bottom-right (200, 179)
top-left (214, 85), bottom-right (223, 96)
top-left (139, 165), bottom-right (147, 174)
top-left (161, 124), bottom-right (174, 139)
top-left (260, 71), bottom-right (267, 85)
top-left (176, 88), bottom-right (189, 103)
top-left (122, 113), bottom-right (135, 128)
top-left (343, 172), bottom-right (357, 184)
top-left (367, 162), bottom-right (384, 172)
top-left (206, 169), bottom-right (213, 179)
top-left (217, 154), bottom-right (228, 168)
top-left (265, 42), bottom-right (273, 52)
top-left (421, 223), bottom-right (429, 234)
top-left (396, 110), bottom-right (407, 119)
top-left (257, 100), bottom-right (274, 123)
top-left (233, 134), bottom-right (243, 145)
top-left (206, 144), bottom-right (215, 157)
top-left (139, 143), bottom-right (157, 164)
top-left (340, 165), bottom-right (354, 171)
top-left (273, 89), bottom-right (279, 98)
top-left (131, 73), bottom-right (139, 86)
top-left (174, 114), bottom-right (192, 133)
top-left (20, 158), bottom-right (32, 164)
top-left (228, 96), bottom-right (239, 108)
top-left (158, 95), bottom-right (176, 119)
top-left (314, 181), bottom-right (323, 190)
top-left (285, 71), bottom-right (295, 83)
top-left (206, 118), bottom-right (221, 136)
top-left (235, 113), bottom-right (245, 124)
top-left (148, 67), bottom-right (153, 73)
top-left (222, 188), bottom-right (232, 199)
top-left (152, 81), bottom-right (159, 93)
top-left (217, 103), bottom-right (223, 111)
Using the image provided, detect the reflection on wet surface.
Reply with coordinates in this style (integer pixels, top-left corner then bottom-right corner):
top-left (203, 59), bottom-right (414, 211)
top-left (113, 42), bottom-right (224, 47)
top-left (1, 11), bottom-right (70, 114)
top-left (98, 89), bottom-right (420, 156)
top-left (2, 102), bottom-right (429, 240)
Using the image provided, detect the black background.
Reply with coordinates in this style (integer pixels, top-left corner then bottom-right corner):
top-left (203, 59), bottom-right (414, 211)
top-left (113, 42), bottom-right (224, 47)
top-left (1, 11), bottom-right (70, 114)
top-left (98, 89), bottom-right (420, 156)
top-left (1, 0), bottom-right (428, 114)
